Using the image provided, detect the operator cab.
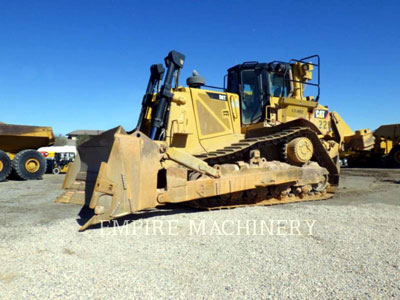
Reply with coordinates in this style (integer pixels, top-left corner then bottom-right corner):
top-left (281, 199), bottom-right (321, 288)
top-left (227, 56), bottom-right (319, 126)
top-left (227, 62), bottom-right (291, 125)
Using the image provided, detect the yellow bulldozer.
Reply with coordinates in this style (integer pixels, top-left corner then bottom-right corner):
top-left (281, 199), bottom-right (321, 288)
top-left (0, 123), bottom-right (55, 181)
top-left (57, 51), bottom-right (373, 230)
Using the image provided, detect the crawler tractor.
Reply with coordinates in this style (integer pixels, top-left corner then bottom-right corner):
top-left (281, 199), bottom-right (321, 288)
top-left (57, 51), bottom-right (373, 230)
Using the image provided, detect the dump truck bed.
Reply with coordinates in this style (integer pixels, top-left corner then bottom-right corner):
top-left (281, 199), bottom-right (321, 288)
top-left (0, 123), bottom-right (55, 153)
top-left (374, 124), bottom-right (400, 140)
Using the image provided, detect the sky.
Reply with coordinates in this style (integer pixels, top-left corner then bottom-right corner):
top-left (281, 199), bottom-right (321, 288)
top-left (0, 0), bottom-right (399, 135)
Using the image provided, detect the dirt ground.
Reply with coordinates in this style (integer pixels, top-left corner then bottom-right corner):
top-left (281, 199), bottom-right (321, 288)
top-left (0, 169), bottom-right (399, 299)
top-left (0, 174), bottom-right (79, 228)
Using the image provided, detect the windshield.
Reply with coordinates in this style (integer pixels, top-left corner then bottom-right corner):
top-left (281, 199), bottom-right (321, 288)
top-left (268, 72), bottom-right (290, 97)
top-left (241, 70), bottom-right (262, 125)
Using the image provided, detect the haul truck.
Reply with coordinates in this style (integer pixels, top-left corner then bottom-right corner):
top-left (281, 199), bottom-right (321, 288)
top-left (0, 123), bottom-right (55, 181)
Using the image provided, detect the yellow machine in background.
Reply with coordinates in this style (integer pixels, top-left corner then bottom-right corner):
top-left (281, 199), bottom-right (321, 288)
top-left (57, 51), bottom-right (373, 230)
top-left (0, 123), bottom-right (54, 181)
top-left (39, 146), bottom-right (77, 174)
top-left (341, 123), bottom-right (400, 167)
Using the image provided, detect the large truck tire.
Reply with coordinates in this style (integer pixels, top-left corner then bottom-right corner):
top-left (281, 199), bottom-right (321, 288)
top-left (0, 150), bottom-right (12, 182)
top-left (389, 145), bottom-right (400, 168)
top-left (12, 149), bottom-right (47, 180)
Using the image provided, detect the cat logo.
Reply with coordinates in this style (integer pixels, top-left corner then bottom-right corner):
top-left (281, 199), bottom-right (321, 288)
top-left (314, 109), bottom-right (328, 119)
top-left (206, 92), bottom-right (227, 101)
top-left (219, 94), bottom-right (227, 100)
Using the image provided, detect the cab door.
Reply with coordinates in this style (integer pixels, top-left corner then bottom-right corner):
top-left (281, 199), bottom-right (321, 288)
top-left (240, 69), bottom-right (264, 125)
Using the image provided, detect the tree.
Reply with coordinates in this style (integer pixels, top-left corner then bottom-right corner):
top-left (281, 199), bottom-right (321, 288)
top-left (76, 134), bottom-right (91, 146)
top-left (54, 134), bottom-right (67, 146)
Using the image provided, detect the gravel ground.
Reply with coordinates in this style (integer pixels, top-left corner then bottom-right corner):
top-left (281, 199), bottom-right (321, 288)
top-left (0, 169), bottom-right (400, 299)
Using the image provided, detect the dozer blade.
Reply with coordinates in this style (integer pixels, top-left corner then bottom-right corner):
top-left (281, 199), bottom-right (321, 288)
top-left (57, 128), bottom-right (164, 230)
top-left (57, 126), bottom-right (125, 206)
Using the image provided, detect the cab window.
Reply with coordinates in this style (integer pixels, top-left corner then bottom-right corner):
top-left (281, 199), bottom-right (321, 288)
top-left (241, 70), bottom-right (262, 125)
top-left (268, 72), bottom-right (290, 97)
